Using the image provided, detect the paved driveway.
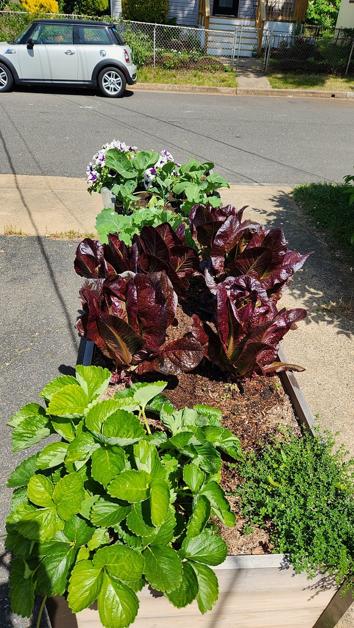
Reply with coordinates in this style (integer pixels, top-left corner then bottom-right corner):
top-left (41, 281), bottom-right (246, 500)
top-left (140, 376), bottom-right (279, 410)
top-left (0, 89), bottom-right (354, 184)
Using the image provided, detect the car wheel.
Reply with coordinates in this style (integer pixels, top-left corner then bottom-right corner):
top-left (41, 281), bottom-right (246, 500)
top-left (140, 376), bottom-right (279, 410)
top-left (0, 63), bottom-right (14, 93)
top-left (98, 66), bottom-right (126, 98)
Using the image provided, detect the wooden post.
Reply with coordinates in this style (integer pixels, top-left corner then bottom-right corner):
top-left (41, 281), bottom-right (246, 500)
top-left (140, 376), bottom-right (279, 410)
top-left (294, 0), bottom-right (309, 23)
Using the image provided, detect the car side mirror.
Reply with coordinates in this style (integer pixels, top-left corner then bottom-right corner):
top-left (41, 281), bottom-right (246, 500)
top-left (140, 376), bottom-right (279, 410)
top-left (27, 38), bottom-right (34, 50)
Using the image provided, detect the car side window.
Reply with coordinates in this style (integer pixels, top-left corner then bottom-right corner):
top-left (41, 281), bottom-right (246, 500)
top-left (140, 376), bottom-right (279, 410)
top-left (78, 26), bottom-right (111, 45)
top-left (34, 24), bottom-right (74, 45)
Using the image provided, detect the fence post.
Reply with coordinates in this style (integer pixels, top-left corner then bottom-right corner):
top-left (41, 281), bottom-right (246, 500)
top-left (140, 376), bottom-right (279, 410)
top-left (264, 31), bottom-right (271, 73)
top-left (345, 40), bottom-right (354, 76)
top-left (237, 25), bottom-right (243, 64)
top-left (153, 24), bottom-right (156, 68)
top-left (232, 26), bottom-right (238, 66)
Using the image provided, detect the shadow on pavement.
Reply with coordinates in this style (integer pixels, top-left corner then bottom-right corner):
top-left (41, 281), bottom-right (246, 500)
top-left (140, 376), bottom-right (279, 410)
top-left (251, 190), bottom-right (353, 338)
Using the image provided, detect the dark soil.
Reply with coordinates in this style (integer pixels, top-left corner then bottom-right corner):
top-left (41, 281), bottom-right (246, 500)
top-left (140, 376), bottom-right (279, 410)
top-left (93, 344), bottom-right (300, 555)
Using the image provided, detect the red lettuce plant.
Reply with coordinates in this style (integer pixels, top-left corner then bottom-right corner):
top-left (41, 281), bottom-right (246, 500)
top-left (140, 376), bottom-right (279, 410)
top-left (190, 204), bottom-right (309, 299)
top-left (78, 271), bottom-right (207, 380)
top-left (75, 204), bottom-right (308, 380)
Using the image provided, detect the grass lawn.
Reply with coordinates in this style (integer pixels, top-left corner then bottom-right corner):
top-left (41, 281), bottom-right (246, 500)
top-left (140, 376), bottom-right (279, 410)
top-left (137, 66), bottom-right (236, 88)
top-left (268, 73), bottom-right (354, 91)
top-left (293, 183), bottom-right (354, 261)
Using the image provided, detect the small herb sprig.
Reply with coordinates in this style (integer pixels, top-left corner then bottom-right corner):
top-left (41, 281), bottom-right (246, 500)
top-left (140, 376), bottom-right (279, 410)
top-left (6, 366), bottom-right (241, 627)
top-left (237, 432), bottom-right (354, 585)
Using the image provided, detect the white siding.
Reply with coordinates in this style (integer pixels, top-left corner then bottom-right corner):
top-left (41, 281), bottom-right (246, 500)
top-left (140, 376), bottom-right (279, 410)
top-left (111, 0), bottom-right (122, 18)
top-left (168, 0), bottom-right (199, 26)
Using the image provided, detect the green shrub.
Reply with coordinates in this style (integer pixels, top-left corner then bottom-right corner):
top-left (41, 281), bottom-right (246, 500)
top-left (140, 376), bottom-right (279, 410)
top-left (306, 0), bottom-right (341, 30)
top-left (122, 0), bottom-right (168, 24)
top-left (123, 28), bottom-right (153, 66)
top-left (237, 432), bottom-right (354, 584)
top-left (73, 0), bottom-right (109, 16)
top-left (0, 11), bottom-right (32, 42)
top-left (6, 366), bottom-right (240, 626)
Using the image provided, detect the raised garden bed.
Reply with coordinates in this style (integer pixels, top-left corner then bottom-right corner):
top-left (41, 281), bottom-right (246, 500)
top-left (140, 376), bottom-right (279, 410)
top-left (41, 340), bottom-right (351, 628)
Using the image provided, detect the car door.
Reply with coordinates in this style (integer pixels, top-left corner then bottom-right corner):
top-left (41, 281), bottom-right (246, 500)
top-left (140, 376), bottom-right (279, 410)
top-left (41, 23), bottom-right (78, 81)
top-left (15, 23), bottom-right (51, 80)
top-left (75, 25), bottom-right (115, 82)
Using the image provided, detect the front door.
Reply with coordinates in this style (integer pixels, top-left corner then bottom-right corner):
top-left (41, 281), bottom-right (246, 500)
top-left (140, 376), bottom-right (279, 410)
top-left (213, 0), bottom-right (239, 16)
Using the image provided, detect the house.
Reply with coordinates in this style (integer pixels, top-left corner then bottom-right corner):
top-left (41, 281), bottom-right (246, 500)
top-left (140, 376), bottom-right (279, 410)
top-left (111, 0), bottom-right (309, 56)
top-left (336, 0), bottom-right (354, 29)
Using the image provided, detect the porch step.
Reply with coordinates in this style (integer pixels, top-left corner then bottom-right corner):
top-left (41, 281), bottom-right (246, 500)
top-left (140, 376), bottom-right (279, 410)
top-left (207, 19), bottom-right (258, 58)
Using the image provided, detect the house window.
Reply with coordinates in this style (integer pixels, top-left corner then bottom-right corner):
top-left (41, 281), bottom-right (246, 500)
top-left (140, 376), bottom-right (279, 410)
top-left (213, 0), bottom-right (239, 17)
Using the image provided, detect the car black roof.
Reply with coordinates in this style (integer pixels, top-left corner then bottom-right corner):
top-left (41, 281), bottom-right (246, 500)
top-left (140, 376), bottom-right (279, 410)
top-left (31, 19), bottom-right (115, 27)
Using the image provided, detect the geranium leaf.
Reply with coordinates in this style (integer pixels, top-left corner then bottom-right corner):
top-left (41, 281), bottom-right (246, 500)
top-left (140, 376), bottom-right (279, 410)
top-left (91, 446), bottom-right (126, 487)
top-left (98, 573), bottom-right (139, 628)
top-left (190, 561), bottom-right (219, 614)
top-left (47, 384), bottom-right (89, 418)
top-left (7, 454), bottom-right (38, 488)
top-left (27, 475), bottom-right (53, 508)
top-left (166, 561), bottom-right (198, 608)
top-left (37, 442), bottom-right (68, 470)
top-left (181, 530), bottom-right (227, 566)
top-left (108, 470), bottom-right (150, 503)
top-left (93, 543), bottom-right (144, 582)
top-left (90, 498), bottom-right (131, 527)
top-left (186, 496), bottom-right (211, 539)
top-left (53, 473), bottom-right (85, 521)
top-left (75, 365), bottom-right (111, 402)
top-left (143, 545), bottom-right (183, 593)
top-left (150, 480), bottom-right (170, 527)
top-left (68, 559), bottom-right (103, 613)
top-left (40, 375), bottom-right (78, 401)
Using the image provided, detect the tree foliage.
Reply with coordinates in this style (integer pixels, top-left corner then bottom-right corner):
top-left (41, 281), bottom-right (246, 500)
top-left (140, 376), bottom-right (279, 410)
top-left (306, 0), bottom-right (341, 30)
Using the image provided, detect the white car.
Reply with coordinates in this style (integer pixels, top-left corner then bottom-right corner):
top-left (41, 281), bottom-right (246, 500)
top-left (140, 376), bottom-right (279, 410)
top-left (0, 19), bottom-right (137, 98)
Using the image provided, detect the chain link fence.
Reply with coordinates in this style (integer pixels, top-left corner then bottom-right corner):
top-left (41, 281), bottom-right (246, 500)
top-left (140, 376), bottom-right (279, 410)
top-left (0, 10), bottom-right (353, 76)
top-left (262, 29), bottom-right (354, 76)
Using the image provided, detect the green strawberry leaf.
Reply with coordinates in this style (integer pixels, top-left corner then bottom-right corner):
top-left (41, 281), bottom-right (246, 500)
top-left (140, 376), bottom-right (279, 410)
top-left (143, 545), bottom-right (183, 593)
top-left (201, 481), bottom-right (236, 527)
top-left (133, 382), bottom-right (167, 408)
top-left (53, 473), bottom-right (85, 521)
top-left (64, 515), bottom-right (94, 545)
top-left (40, 375), bottom-right (78, 401)
top-left (9, 557), bottom-right (35, 618)
top-left (37, 541), bottom-right (76, 595)
top-left (75, 365), bottom-right (111, 402)
top-left (186, 495), bottom-right (211, 539)
top-left (166, 561), bottom-right (198, 608)
top-left (190, 561), bottom-right (219, 614)
top-left (37, 442), bottom-right (68, 470)
top-left (27, 475), bottom-right (53, 507)
top-left (183, 463), bottom-right (205, 493)
top-left (90, 498), bottom-right (131, 528)
top-left (85, 399), bottom-right (136, 433)
top-left (100, 410), bottom-right (145, 446)
top-left (150, 480), bottom-right (170, 527)
top-left (98, 573), bottom-right (139, 628)
top-left (87, 528), bottom-right (110, 551)
top-left (181, 530), bottom-right (227, 566)
top-left (7, 454), bottom-right (38, 488)
top-left (65, 431), bottom-right (99, 470)
top-left (93, 543), bottom-right (144, 583)
top-left (47, 384), bottom-right (89, 418)
top-left (108, 470), bottom-right (150, 503)
top-left (12, 413), bottom-right (50, 452)
top-left (68, 559), bottom-right (103, 613)
top-left (91, 446), bottom-right (126, 487)
top-left (8, 403), bottom-right (45, 428)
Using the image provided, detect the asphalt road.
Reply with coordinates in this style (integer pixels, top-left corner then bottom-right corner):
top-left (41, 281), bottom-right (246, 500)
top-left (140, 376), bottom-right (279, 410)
top-left (0, 88), bottom-right (354, 184)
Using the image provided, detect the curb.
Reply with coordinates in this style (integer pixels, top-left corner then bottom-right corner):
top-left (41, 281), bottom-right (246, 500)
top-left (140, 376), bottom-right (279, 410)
top-left (132, 82), bottom-right (354, 100)
top-left (236, 87), bottom-right (354, 99)
top-left (132, 82), bottom-right (236, 95)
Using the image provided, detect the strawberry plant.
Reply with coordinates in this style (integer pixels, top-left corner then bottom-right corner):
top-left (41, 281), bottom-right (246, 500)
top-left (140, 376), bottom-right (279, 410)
top-left (6, 366), bottom-right (241, 627)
